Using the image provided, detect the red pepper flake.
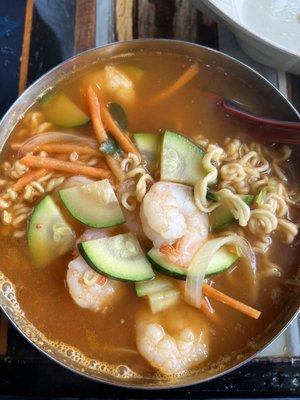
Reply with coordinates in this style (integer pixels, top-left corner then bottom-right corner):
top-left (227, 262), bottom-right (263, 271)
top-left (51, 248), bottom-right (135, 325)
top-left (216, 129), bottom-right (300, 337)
top-left (97, 275), bottom-right (107, 286)
top-left (146, 179), bottom-right (154, 191)
top-left (160, 243), bottom-right (180, 257)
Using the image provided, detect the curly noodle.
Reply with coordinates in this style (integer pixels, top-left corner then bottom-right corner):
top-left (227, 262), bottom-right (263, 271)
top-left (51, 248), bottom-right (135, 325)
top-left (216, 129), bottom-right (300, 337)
top-left (196, 136), bottom-right (299, 254)
top-left (220, 139), bottom-right (270, 194)
top-left (248, 208), bottom-right (278, 235)
top-left (277, 219), bottom-right (299, 244)
top-left (120, 153), bottom-right (154, 210)
top-left (252, 236), bottom-right (272, 254)
top-left (16, 111), bottom-right (54, 139)
top-left (247, 179), bottom-right (298, 251)
top-left (194, 144), bottom-right (224, 212)
top-left (194, 145), bottom-right (251, 226)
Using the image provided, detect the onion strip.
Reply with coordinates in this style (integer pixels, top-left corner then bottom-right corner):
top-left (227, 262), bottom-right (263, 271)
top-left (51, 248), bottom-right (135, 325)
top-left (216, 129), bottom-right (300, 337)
top-left (185, 235), bottom-right (256, 309)
top-left (17, 132), bottom-right (98, 157)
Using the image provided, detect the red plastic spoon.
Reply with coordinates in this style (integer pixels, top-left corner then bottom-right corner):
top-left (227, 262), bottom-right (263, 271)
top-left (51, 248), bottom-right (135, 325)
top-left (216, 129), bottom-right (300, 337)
top-left (220, 98), bottom-right (300, 144)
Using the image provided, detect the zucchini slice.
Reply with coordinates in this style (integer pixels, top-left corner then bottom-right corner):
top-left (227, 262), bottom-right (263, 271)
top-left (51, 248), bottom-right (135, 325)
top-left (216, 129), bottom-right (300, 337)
top-left (135, 276), bottom-right (172, 297)
top-left (254, 187), bottom-right (267, 206)
top-left (148, 289), bottom-right (180, 314)
top-left (59, 179), bottom-right (125, 228)
top-left (28, 195), bottom-right (75, 268)
top-left (147, 247), bottom-right (238, 279)
top-left (41, 92), bottom-right (89, 128)
top-left (210, 194), bottom-right (253, 231)
top-left (78, 233), bottom-right (155, 282)
top-left (135, 276), bottom-right (180, 314)
top-left (147, 248), bottom-right (187, 280)
top-left (109, 103), bottom-right (128, 131)
top-left (133, 133), bottom-right (161, 172)
top-left (160, 130), bottom-right (206, 185)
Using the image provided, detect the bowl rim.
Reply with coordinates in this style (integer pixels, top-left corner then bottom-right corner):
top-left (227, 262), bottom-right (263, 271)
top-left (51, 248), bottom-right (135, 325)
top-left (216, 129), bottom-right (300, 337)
top-left (1, 38), bottom-right (300, 390)
top-left (201, 0), bottom-right (300, 58)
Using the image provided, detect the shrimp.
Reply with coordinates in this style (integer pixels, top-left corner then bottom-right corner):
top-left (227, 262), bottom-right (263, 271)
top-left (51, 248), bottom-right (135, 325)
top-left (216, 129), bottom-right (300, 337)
top-left (82, 66), bottom-right (135, 104)
top-left (140, 182), bottom-right (209, 266)
top-left (136, 305), bottom-right (209, 375)
top-left (68, 228), bottom-right (125, 311)
top-left (67, 256), bottom-right (124, 312)
top-left (104, 66), bottom-right (135, 103)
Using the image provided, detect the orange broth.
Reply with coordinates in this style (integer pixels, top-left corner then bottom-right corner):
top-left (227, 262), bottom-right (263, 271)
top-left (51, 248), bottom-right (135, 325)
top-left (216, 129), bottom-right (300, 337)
top-left (0, 52), bottom-right (299, 378)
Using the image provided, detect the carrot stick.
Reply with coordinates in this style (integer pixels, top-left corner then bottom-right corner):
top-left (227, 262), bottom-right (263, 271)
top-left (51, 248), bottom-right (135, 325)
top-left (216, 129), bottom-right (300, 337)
top-left (86, 85), bottom-right (108, 143)
top-left (101, 105), bottom-right (139, 155)
top-left (202, 283), bottom-right (261, 320)
top-left (105, 155), bottom-right (126, 182)
top-left (35, 144), bottom-right (100, 156)
top-left (13, 168), bottom-right (48, 192)
top-left (153, 63), bottom-right (199, 102)
top-left (200, 299), bottom-right (221, 325)
top-left (19, 156), bottom-right (110, 179)
top-left (10, 142), bottom-right (22, 151)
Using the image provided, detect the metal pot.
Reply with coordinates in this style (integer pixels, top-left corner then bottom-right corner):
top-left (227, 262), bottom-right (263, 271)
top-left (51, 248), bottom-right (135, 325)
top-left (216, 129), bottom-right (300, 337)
top-left (0, 39), bottom-right (299, 389)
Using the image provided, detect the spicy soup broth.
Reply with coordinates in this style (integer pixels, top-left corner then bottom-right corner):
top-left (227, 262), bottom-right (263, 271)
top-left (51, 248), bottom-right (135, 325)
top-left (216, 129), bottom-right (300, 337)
top-left (0, 51), bottom-right (299, 379)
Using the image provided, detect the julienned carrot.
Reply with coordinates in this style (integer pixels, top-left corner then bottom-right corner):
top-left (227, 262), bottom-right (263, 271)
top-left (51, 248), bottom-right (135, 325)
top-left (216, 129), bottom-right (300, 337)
top-left (36, 144), bottom-right (100, 156)
top-left (10, 142), bottom-right (21, 151)
top-left (153, 63), bottom-right (199, 102)
top-left (86, 85), bottom-right (108, 143)
top-left (13, 168), bottom-right (48, 192)
top-left (200, 299), bottom-right (221, 325)
top-left (202, 283), bottom-right (261, 320)
top-left (20, 155), bottom-right (110, 179)
top-left (101, 106), bottom-right (139, 155)
top-left (105, 155), bottom-right (126, 182)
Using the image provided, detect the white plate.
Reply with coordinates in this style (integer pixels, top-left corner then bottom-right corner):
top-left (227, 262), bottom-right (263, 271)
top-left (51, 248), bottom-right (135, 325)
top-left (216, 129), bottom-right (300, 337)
top-left (194, 0), bottom-right (300, 75)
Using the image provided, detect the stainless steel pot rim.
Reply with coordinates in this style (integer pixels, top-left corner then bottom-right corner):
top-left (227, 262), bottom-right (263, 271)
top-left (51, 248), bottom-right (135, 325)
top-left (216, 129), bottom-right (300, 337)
top-left (1, 38), bottom-right (299, 390)
top-left (2, 39), bottom-right (299, 128)
top-left (1, 295), bottom-right (299, 390)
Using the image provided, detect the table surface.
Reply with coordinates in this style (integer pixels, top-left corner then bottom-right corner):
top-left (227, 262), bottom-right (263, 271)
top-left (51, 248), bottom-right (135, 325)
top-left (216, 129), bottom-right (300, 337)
top-left (0, 0), bottom-right (300, 397)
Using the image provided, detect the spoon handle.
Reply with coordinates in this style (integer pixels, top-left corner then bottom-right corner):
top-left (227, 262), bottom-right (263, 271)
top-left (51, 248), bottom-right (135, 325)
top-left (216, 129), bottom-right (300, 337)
top-left (221, 99), bottom-right (300, 144)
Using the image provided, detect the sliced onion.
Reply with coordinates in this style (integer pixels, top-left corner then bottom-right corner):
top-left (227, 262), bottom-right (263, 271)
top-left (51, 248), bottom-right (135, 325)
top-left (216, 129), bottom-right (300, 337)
top-left (185, 235), bottom-right (256, 309)
top-left (61, 176), bottom-right (95, 190)
top-left (18, 132), bottom-right (98, 157)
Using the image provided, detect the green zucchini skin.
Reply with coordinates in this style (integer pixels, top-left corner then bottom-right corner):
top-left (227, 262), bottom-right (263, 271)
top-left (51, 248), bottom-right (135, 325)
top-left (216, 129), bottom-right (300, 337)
top-left (59, 179), bottom-right (125, 228)
top-left (77, 242), bottom-right (129, 281)
top-left (133, 133), bottom-right (161, 173)
top-left (160, 130), bottom-right (206, 186)
top-left (78, 242), bottom-right (139, 282)
top-left (147, 247), bottom-right (239, 280)
top-left (146, 253), bottom-right (186, 280)
top-left (78, 233), bottom-right (155, 282)
top-left (210, 194), bottom-right (254, 231)
top-left (28, 195), bottom-right (75, 268)
top-left (41, 92), bottom-right (90, 128)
